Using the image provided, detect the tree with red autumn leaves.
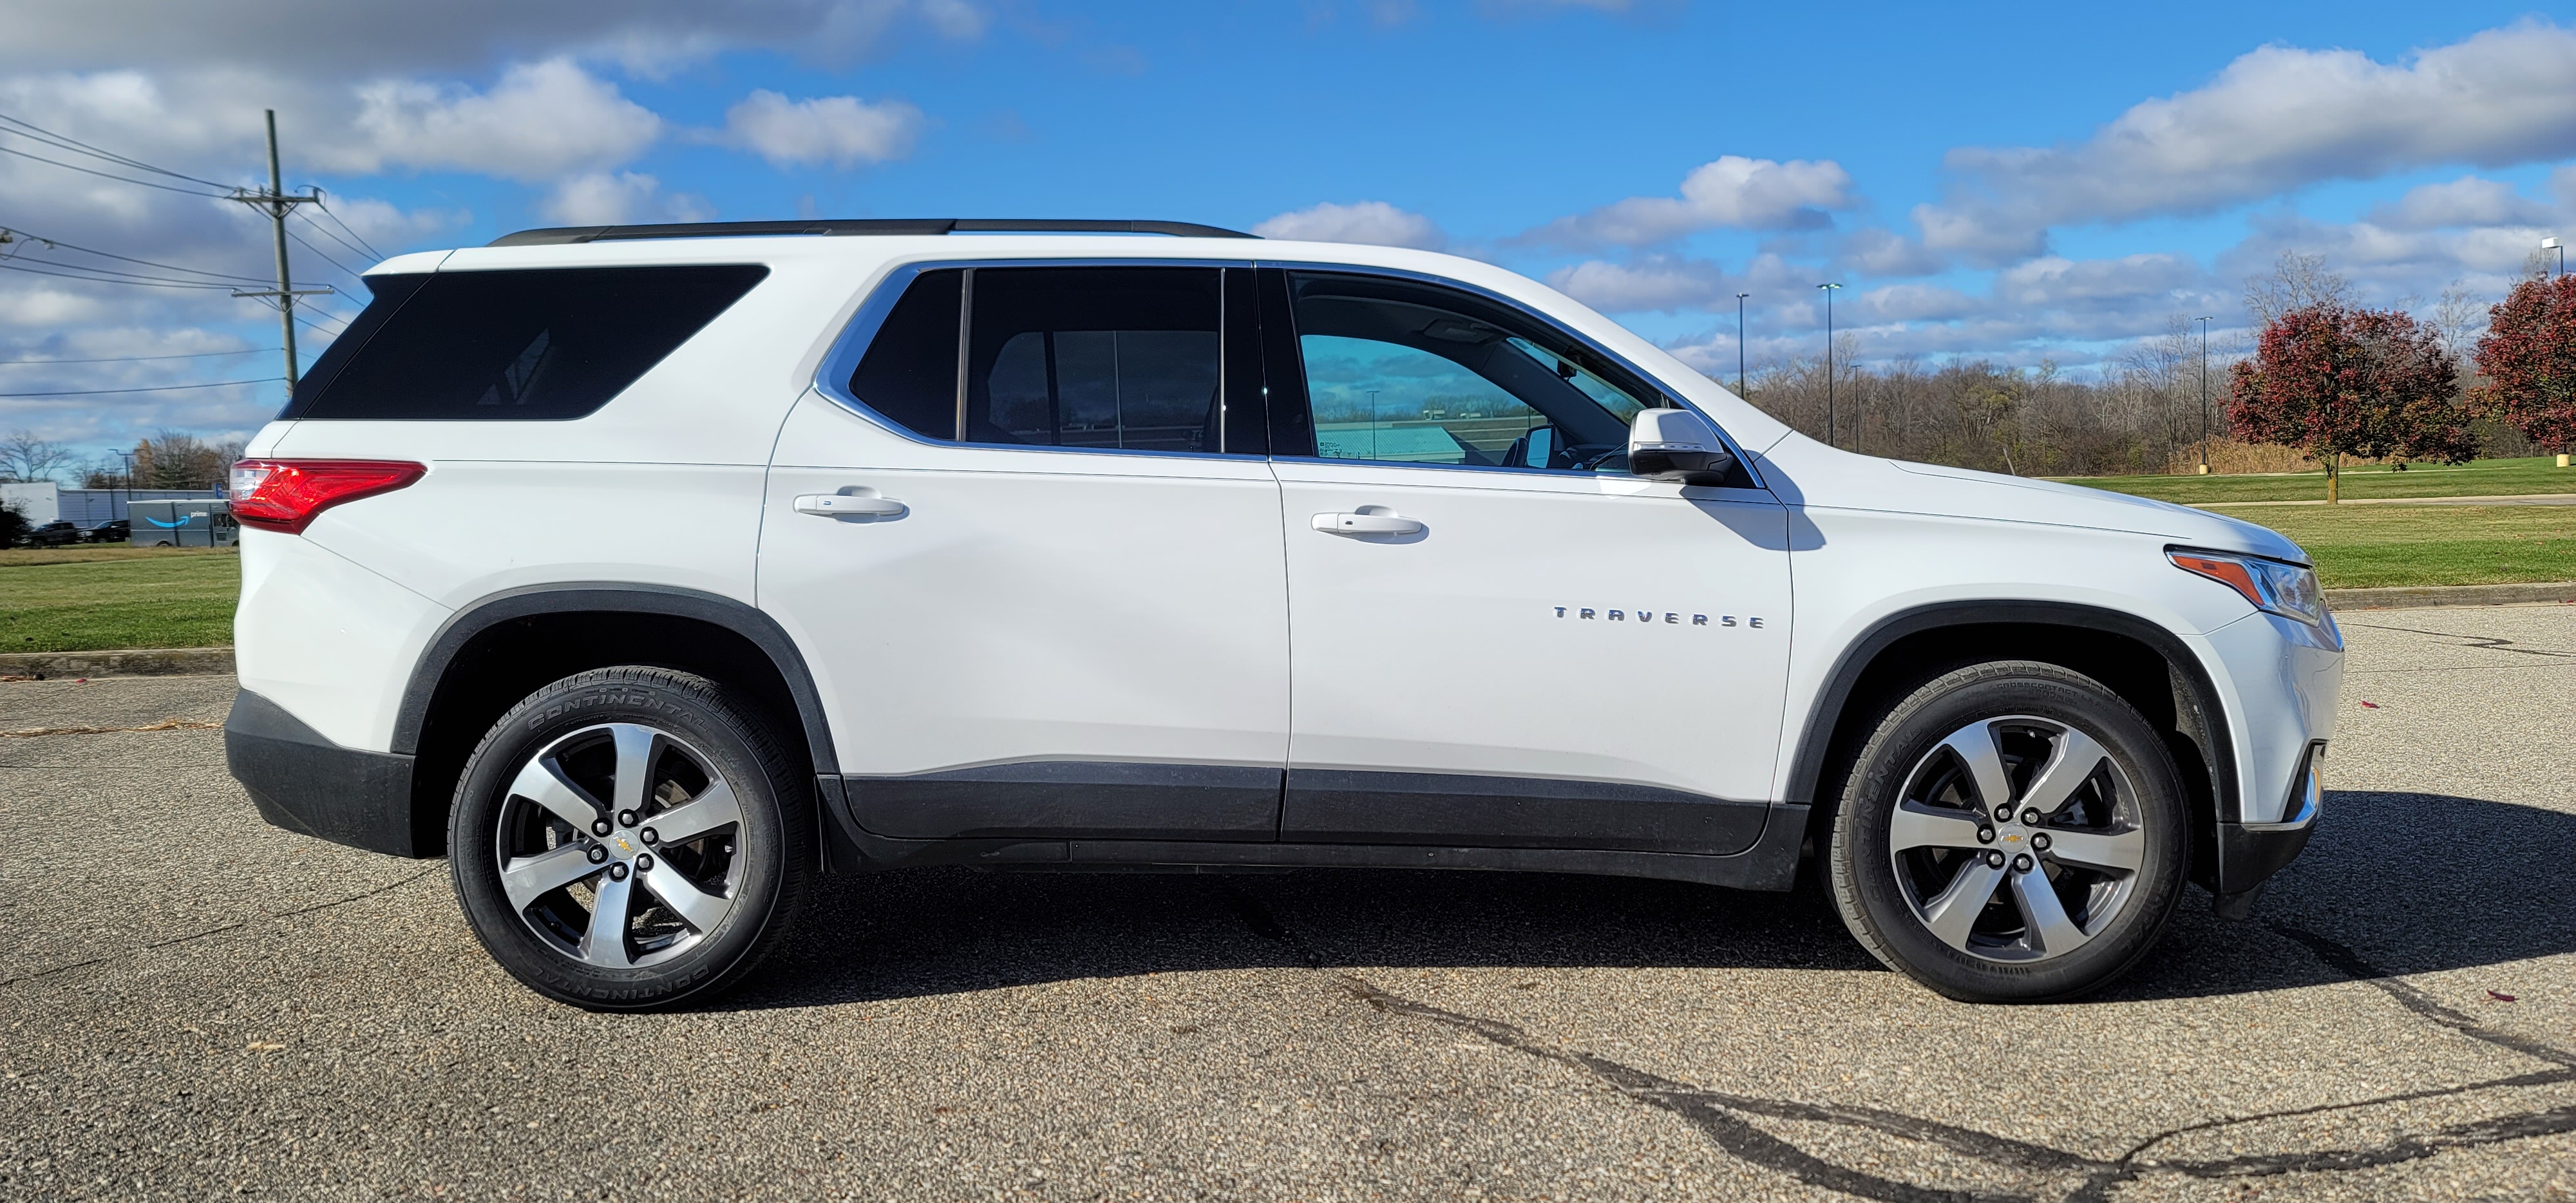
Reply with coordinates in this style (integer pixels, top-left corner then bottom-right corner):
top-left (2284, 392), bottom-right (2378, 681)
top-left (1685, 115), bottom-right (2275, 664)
top-left (2227, 303), bottom-right (2478, 501)
top-left (2471, 274), bottom-right (2576, 457)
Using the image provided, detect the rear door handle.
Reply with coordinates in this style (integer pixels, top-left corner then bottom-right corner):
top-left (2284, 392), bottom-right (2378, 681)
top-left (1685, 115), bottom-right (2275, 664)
top-left (1312, 511), bottom-right (1423, 536)
top-left (795, 493), bottom-right (906, 517)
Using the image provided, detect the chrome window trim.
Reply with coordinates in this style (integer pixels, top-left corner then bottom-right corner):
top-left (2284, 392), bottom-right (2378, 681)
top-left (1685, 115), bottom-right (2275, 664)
top-left (811, 257), bottom-right (1262, 465)
top-left (810, 256), bottom-right (1763, 488)
top-left (1265, 261), bottom-right (1766, 491)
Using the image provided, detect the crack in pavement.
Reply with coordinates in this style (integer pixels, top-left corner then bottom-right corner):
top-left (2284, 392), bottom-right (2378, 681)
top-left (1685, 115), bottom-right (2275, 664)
top-left (2336, 621), bottom-right (2576, 659)
top-left (2264, 921), bottom-right (2576, 1068)
top-left (0, 719), bottom-right (222, 738)
top-left (0, 865), bottom-right (442, 989)
top-left (1221, 884), bottom-right (2576, 1202)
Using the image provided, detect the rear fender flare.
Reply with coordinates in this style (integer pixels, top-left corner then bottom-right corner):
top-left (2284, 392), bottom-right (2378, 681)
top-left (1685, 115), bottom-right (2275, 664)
top-left (391, 583), bottom-right (837, 776)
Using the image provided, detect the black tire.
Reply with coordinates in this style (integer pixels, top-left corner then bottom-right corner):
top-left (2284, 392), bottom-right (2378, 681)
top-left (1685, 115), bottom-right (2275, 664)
top-left (1826, 661), bottom-right (2188, 1003)
top-left (448, 667), bottom-right (811, 1010)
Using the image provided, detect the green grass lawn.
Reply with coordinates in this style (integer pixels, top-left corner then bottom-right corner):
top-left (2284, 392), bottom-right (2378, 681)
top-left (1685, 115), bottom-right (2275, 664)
top-left (2058, 455), bottom-right (2575, 505)
top-left (0, 548), bottom-right (240, 653)
top-left (2222, 505), bottom-right (2576, 589)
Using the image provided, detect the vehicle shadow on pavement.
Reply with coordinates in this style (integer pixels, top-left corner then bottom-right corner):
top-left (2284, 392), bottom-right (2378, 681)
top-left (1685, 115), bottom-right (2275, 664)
top-left (718, 788), bottom-right (2574, 1010)
top-left (2113, 789), bottom-right (2576, 1001)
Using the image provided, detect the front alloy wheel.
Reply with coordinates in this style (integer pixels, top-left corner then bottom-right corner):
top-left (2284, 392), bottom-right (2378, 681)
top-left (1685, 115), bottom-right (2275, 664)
top-left (1888, 715), bottom-right (2147, 963)
top-left (1828, 661), bottom-right (2188, 1003)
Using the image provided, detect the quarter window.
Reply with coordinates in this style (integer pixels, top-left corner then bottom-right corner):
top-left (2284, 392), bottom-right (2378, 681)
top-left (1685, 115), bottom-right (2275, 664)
top-left (283, 265), bottom-right (769, 421)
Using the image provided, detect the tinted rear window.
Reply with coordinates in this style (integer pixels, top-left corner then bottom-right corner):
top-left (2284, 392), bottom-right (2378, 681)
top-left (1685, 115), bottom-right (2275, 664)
top-left (283, 265), bottom-right (768, 421)
top-left (845, 265), bottom-right (1249, 454)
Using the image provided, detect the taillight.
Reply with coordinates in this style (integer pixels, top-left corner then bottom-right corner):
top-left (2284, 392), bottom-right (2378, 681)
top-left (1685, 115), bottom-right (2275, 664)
top-left (229, 459), bottom-right (425, 534)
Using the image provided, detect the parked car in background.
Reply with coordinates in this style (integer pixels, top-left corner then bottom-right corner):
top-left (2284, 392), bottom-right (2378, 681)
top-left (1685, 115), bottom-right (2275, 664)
top-left (24, 520), bottom-right (85, 547)
top-left (86, 519), bottom-right (129, 544)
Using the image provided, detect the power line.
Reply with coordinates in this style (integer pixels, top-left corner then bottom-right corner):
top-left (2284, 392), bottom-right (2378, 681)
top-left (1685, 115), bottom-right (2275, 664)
top-left (316, 204), bottom-right (384, 261)
top-left (0, 260), bottom-right (239, 290)
top-left (297, 206), bottom-right (381, 265)
top-left (0, 378), bottom-right (270, 399)
top-left (0, 226), bottom-right (272, 284)
top-left (285, 226), bottom-right (361, 280)
top-left (0, 110), bottom-right (235, 189)
top-left (0, 142), bottom-right (230, 197)
top-left (0, 348), bottom-right (275, 366)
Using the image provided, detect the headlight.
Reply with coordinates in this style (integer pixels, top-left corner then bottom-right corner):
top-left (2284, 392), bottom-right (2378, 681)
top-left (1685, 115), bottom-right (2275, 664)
top-left (2169, 548), bottom-right (2327, 627)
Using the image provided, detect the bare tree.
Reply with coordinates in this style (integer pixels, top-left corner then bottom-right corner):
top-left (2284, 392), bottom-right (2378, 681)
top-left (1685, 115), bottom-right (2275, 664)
top-left (2244, 251), bottom-right (2351, 327)
top-left (131, 431), bottom-right (244, 490)
top-left (2431, 280), bottom-right (2486, 361)
top-left (0, 430), bottom-right (78, 484)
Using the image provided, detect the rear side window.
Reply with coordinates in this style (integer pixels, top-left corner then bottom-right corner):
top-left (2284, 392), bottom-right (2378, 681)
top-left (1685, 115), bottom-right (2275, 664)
top-left (283, 265), bottom-right (769, 421)
top-left (844, 265), bottom-right (1259, 455)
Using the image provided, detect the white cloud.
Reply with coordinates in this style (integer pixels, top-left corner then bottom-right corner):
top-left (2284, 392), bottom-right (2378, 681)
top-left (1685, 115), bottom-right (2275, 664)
top-left (719, 90), bottom-right (923, 169)
top-left (1253, 201), bottom-right (1446, 249)
top-left (1918, 23), bottom-right (2576, 262)
top-left (1857, 284), bottom-right (1980, 323)
top-left (1910, 200), bottom-right (2050, 264)
top-left (1993, 254), bottom-right (2202, 309)
top-left (1838, 227), bottom-right (1944, 277)
top-left (2366, 176), bottom-right (2554, 230)
top-left (348, 58), bottom-right (662, 182)
top-left (0, 1), bottom-right (989, 75)
top-left (1546, 256), bottom-right (1733, 312)
top-left (1522, 156), bottom-right (1855, 249)
top-left (541, 172), bottom-right (714, 225)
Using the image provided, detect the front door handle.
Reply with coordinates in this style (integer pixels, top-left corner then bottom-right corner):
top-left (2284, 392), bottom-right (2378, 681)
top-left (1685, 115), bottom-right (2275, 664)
top-left (795, 493), bottom-right (906, 518)
top-left (1312, 511), bottom-right (1423, 536)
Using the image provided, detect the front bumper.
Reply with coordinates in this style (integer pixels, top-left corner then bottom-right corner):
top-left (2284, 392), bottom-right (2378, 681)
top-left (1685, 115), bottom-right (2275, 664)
top-left (226, 690), bottom-right (425, 857)
top-left (2210, 740), bottom-right (2324, 919)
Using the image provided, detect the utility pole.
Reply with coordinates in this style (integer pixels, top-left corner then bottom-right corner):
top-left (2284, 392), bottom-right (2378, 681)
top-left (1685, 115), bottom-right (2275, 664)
top-left (1817, 283), bottom-right (1842, 448)
top-left (114, 448), bottom-right (134, 523)
top-left (2195, 316), bottom-right (2214, 475)
top-left (1734, 292), bottom-right (1750, 397)
top-left (229, 110), bottom-right (331, 390)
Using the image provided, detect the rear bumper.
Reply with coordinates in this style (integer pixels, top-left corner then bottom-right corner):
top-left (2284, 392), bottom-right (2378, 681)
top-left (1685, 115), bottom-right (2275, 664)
top-left (225, 689), bottom-right (425, 857)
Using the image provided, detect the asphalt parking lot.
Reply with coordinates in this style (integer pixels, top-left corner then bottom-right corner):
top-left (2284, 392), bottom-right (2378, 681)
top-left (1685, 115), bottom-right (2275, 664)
top-left (4, 607), bottom-right (2573, 1201)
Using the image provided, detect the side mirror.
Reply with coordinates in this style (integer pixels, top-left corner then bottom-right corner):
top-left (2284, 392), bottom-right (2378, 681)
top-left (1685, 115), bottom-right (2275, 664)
top-left (1627, 408), bottom-right (1736, 486)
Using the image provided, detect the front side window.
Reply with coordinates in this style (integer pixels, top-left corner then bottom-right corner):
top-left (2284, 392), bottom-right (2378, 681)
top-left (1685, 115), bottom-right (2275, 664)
top-left (1285, 272), bottom-right (1659, 473)
top-left (845, 265), bottom-right (1257, 455)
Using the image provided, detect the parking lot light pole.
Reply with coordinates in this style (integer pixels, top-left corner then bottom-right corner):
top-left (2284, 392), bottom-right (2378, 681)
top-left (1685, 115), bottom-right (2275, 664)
top-left (1735, 292), bottom-right (1750, 397)
top-left (2546, 237), bottom-right (2564, 278)
top-left (2197, 316), bottom-right (2214, 475)
top-left (1818, 282), bottom-right (1842, 448)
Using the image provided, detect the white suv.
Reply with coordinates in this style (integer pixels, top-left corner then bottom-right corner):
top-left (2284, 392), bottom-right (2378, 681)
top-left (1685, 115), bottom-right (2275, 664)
top-left (224, 218), bottom-right (2340, 1009)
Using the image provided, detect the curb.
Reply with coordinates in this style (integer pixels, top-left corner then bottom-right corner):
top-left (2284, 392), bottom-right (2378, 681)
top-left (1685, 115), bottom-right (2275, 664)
top-left (0, 647), bottom-right (236, 679)
top-left (2323, 582), bottom-right (2576, 611)
top-left (2199, 493), bottom-right (2576, 509)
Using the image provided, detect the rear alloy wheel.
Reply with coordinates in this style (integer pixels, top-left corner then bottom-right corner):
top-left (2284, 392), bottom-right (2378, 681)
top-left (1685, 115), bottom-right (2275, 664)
top-left (449, 668), bottom-right (810, 1009)
top-left (1828, 661), bottom-right (2188, 1003)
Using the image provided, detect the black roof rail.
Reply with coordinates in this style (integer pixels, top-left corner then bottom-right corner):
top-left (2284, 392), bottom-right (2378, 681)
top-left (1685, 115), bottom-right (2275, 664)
top-left (487, 218), bottom-right (1258, 247)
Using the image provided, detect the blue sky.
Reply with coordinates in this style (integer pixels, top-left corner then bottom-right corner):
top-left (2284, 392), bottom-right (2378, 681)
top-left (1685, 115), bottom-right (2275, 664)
top-left (3, 1), bottom-right (2573, 468)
